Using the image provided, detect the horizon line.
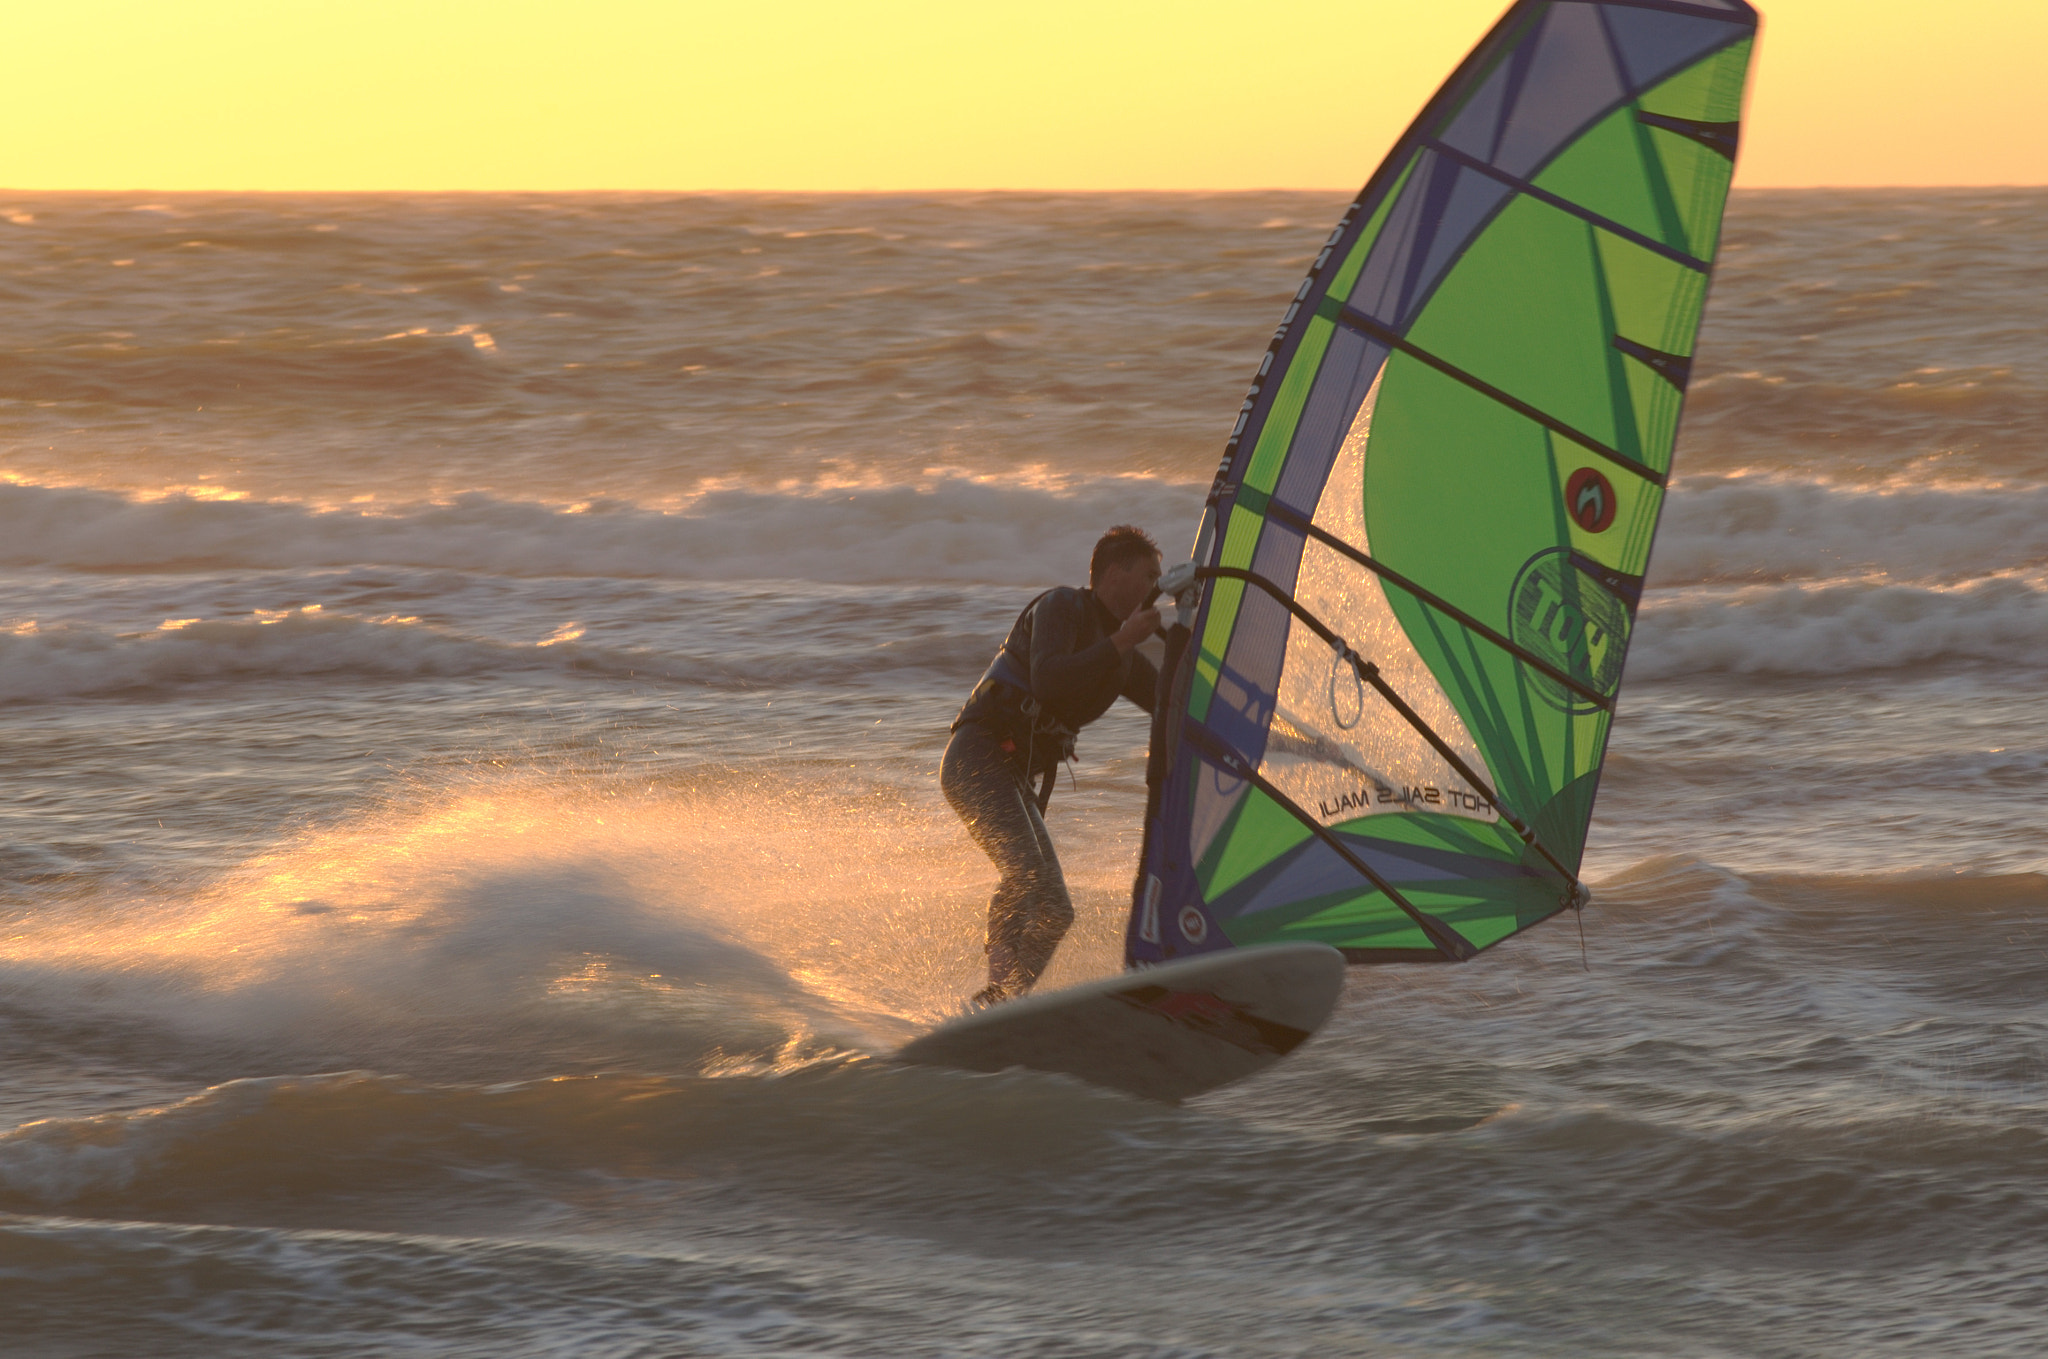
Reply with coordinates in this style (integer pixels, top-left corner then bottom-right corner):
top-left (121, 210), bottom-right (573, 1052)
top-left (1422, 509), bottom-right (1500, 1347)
top-left (5, 182), bottom-right (2045, 196)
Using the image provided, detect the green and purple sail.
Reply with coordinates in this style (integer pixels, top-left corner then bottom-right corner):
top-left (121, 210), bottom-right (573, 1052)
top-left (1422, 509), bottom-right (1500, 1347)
top-left (1129, 0), bottom-right (1757, 966)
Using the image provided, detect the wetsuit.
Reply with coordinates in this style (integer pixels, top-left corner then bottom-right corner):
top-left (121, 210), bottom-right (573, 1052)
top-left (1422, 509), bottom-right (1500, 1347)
top-left (942, 586), bottom-right (1158, 999)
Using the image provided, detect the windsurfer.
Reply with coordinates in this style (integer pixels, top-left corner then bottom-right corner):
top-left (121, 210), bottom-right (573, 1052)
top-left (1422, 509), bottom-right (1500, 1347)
top-left (942, 525), bottom-right (1164, 1008)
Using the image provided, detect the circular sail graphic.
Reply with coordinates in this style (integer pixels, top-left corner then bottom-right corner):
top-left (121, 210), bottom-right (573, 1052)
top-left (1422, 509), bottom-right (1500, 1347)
top-left (1567, 467), bottom-right (1617, 532)
top-left (1508, 548), bottom-right (1631, 713)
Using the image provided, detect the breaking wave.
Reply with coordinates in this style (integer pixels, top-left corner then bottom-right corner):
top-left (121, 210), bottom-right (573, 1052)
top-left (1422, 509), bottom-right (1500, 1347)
top-left (1629, 575), bottom-right (2048, 678)
top-left (0, 609), bottom-right (550, 702)
top-left (0, 476), bottom-right (1207, 584)
top-left (13, 469), bottom-right (2048, 701)
top-left (11, 471), bottom-right (2046, 592)
top-left (1651, 474), bottom-right (2048, 586)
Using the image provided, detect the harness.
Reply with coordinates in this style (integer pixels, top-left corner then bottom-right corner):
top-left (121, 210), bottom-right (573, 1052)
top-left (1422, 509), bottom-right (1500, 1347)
top-left (965, 594), bottom-right (1079, 812)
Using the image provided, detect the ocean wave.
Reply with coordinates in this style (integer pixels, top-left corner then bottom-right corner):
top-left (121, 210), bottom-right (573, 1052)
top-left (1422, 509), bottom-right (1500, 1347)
top-left (1680, 366), bottom-right (2045, 470)
top-left (0, 782), bottom-right (1047, 1068)
top-left (0, 598), bottom-right (997, 704)
top-left (1463, 1098), bottom-right (2048, 1253)
top-left (0, 1213), bottom-right (909, 1358)
top-left (1630, 575), bottom-right (2048, 677)
top-left (0, 476), bottom-right (1207, 584)
top-left (1653, 475), bottom-right (2048, 586)
top-left (0, 328), bottom-right (501, 409)
top-left (0, 610), bottom-right (552, 702)
top-left (14, 473), bottom-right (2048, 701)
top-left (15, 471), bottom-right (2048, 596)
top-left (0, 1062), bottom-right (1151, 1217)
top-left (0, 775), bottom-right (1141, 1204)
top-left (6, 853), bottom-right (2047, 1273)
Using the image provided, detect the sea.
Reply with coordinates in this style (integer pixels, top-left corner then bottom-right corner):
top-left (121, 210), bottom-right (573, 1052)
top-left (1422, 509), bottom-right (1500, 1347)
top-left (1, 187), bottom-right (2044, 1357)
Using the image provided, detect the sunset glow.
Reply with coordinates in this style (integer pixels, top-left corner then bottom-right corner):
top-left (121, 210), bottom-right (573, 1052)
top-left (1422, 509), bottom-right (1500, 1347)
top-left (3, 2), bottom-right (2042, 190)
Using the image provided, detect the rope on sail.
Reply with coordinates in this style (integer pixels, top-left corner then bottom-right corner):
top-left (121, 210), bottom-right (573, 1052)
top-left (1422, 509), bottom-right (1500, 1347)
top-left (1191, 566), bottom-right (1586, 904)
top-left (1260, 500), bottom-right (1617, 712)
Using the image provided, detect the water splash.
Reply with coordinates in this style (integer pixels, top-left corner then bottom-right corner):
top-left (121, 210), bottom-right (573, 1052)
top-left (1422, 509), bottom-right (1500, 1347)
top-left (0, 776), bottom-right (1136, 1082)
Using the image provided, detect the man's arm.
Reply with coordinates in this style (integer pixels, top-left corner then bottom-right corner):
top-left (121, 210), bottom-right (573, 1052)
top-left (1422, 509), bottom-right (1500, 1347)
top-left (1029, 590), bottom-right (1122, 712)
top-left (1119, 648), bottom-right (1160, 714)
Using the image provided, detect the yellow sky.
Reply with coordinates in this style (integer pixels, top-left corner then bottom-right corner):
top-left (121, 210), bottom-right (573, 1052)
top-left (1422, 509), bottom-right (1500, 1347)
top-left (3, 1), bottom-right (2040, 190)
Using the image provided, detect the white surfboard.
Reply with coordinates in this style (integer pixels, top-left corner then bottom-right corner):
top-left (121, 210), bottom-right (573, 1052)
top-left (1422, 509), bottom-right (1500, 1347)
top-left (893, 942), bottom-right (1346, 1103)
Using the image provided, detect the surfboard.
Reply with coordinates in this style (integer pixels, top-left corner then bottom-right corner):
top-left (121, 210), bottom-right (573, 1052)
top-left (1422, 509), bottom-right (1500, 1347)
top-left (894, 943), bottom-right (1346, 1103)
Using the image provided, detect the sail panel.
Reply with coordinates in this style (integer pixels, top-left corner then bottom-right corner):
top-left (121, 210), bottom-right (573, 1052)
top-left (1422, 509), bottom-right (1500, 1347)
top-left (1492, 4), bottom-right (1631, 177)
top-left (1270, 328), bottom-right (1387, 515)
top-left (1131, 0), bottom-right (1757, 967)
top-left (1603, 4), bottom-right (1747, 89)
top-left (1266, 373), bottom-right (1501, 836)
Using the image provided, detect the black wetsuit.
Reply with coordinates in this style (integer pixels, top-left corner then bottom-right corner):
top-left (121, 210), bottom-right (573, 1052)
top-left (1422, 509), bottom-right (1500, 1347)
top-left (942, 587), bottom-right (1158, 999)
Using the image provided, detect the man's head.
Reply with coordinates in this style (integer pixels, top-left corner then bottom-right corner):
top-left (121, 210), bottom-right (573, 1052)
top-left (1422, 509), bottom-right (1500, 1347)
top-left (1090, 524), bottom-right (1162, 621)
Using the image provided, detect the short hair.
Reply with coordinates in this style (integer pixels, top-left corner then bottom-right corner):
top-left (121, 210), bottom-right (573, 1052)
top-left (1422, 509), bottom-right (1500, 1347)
top-left (1090, 524), bottom-right (1160, 583)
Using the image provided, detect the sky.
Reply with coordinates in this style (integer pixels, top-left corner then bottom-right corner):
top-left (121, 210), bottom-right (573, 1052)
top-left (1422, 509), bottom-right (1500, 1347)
top-left (2, 0), bottom-right (2041, 191)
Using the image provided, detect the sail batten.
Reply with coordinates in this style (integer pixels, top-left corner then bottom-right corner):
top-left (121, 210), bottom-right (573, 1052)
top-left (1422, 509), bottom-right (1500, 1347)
top-left (1262, 500), bottom-right (1618, 710)
top-left (1423, 138), bottom-right (1712, 271)
top-left (1130, 0), bottom-right (1758, 967)
top-left (1333, 304), bottom-right (1667, 486)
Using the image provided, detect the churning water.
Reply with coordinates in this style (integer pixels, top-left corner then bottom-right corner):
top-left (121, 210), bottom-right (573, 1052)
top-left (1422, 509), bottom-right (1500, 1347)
top-left (2, 188), bottom-right (2046, 1356)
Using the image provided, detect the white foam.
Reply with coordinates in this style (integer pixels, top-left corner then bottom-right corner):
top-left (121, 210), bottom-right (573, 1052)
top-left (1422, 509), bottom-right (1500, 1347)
top-left (14, 473), bottom-right (2048, 691)
top-left (11, 473), bottom-right (2046, 595)
top-left (1653, 476), bottom-right (2048, 587)
top-left (1631, 575), bottom-right (2048, 677)
top-left (0, 610), bottom-right (551, 702)
top-left (0, 778), bottom-right (1129, 1085)
top-left (0, 595), bottom-right (1002, 703)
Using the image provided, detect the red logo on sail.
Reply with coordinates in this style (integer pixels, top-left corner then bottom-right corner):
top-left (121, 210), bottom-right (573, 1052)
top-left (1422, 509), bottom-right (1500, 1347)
top-left (1566, 468), bottom-right (1616, 532)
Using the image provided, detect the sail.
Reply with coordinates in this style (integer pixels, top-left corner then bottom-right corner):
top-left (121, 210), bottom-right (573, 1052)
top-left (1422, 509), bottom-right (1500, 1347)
top-left (1130, 0), bottom-right (1758, 965)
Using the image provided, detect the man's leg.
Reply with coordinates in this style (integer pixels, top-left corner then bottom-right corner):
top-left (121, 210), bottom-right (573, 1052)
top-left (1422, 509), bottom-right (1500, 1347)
top-left (941, 724), bottom-right (1075, 999)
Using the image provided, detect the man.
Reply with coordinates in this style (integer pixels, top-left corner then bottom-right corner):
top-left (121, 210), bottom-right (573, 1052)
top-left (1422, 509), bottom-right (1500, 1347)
top-left (942, 525), bottom-right (1164, 1008)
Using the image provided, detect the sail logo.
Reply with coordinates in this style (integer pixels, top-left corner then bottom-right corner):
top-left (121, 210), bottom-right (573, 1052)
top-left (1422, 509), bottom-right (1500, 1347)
top-left (1508, 549), bottom-right (1630, 712)
top-left (1178, 904), bottom-right (1210, 944)
top-left (1566, 468), bottom-right (1616, 533)
top-left (1317, 783), bottom-right (1492, 819)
